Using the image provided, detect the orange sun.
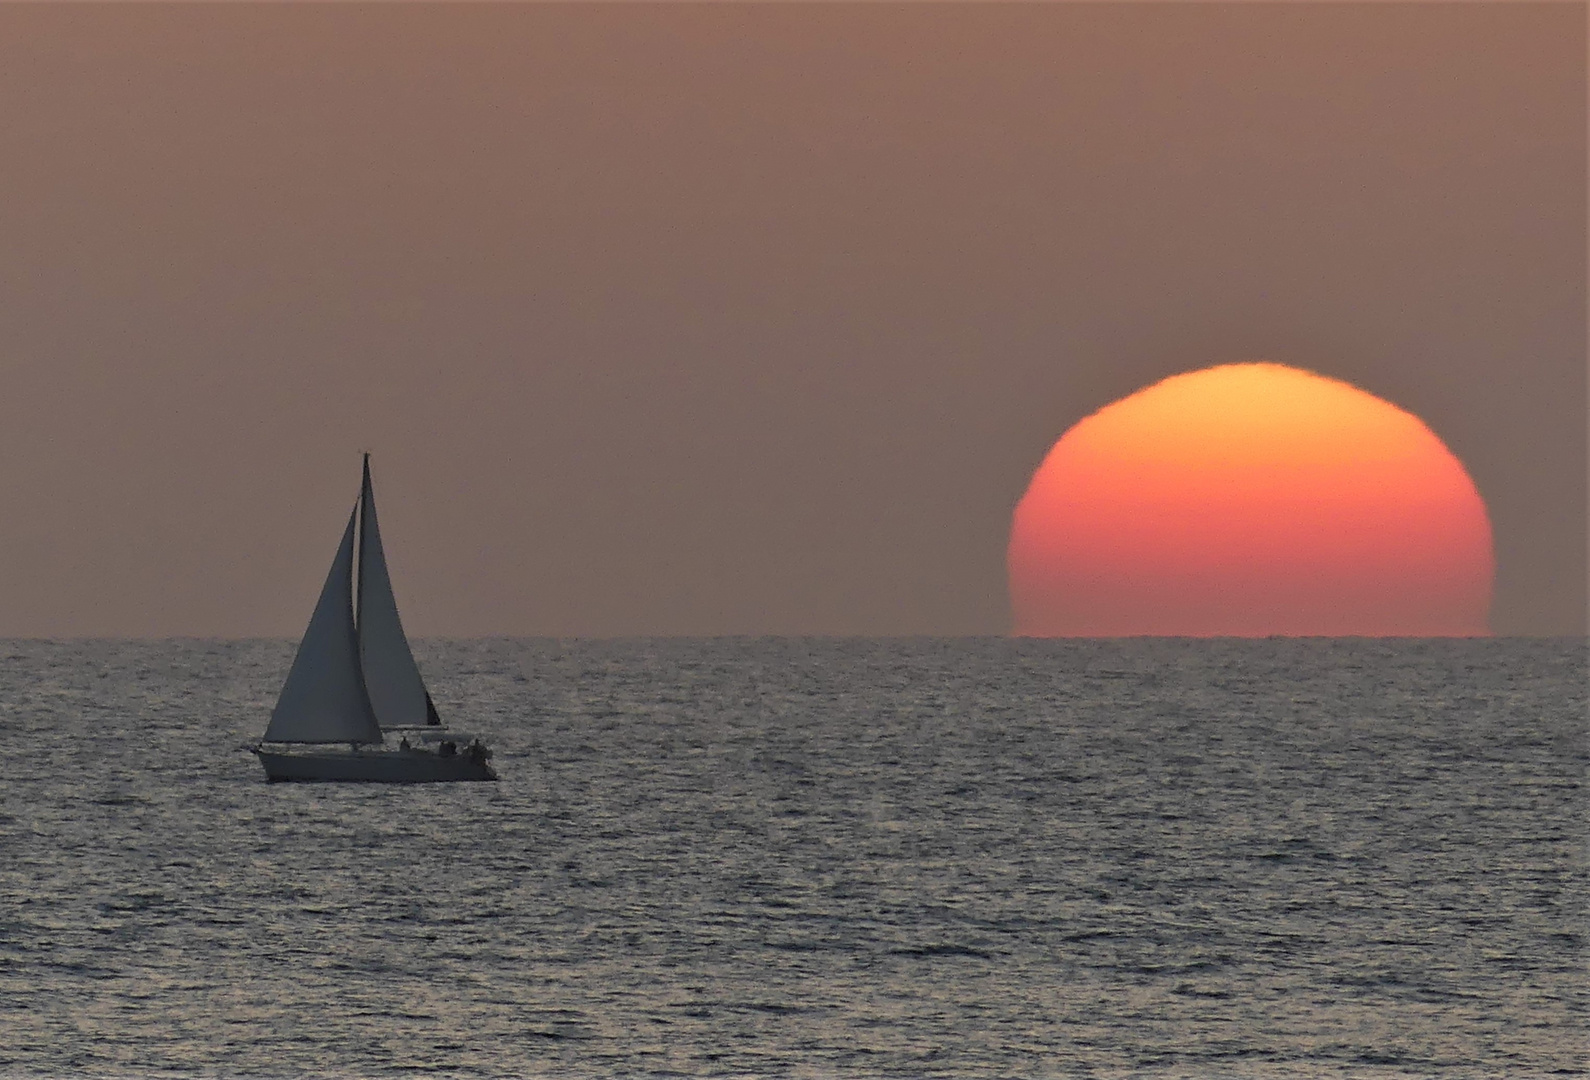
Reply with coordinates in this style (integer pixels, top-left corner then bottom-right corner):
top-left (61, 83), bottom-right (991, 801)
top-left (1008, 362), bottom-right (1494, 637)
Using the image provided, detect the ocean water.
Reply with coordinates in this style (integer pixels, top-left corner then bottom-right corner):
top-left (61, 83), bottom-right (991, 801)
top-left (0, 637), bottom-right (1582, 1078)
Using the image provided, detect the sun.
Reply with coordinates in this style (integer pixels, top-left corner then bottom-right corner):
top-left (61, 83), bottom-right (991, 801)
top-left (1008, 362), bottom-right (1494, 637)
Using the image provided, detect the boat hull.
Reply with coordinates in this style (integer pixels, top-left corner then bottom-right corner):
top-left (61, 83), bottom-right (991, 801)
top-left (253, 747), bottom-right (497, 783)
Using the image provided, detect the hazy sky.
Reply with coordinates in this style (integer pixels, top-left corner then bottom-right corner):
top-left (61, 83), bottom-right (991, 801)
top-left (0, 3), bottom-right (1582, 637)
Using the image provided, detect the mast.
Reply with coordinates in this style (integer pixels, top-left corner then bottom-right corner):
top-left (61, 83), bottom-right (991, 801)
top-left (356, 452), bottom-right (371, 637)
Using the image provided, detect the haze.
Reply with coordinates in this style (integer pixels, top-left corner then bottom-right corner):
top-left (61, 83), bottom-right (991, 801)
top-left (0, 3), bottom-right (1582, 637)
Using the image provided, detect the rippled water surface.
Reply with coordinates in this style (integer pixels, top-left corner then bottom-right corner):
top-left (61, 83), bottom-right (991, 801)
top-left (0, 638), bottom-right (1583, 1077)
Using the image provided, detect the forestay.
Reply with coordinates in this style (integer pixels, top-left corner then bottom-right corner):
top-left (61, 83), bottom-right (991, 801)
top-left (264, 507), bottom-right (384, 744)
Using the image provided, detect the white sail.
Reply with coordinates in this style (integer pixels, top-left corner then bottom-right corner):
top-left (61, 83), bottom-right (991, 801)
top-left (357, 459), bottom-right (440, 729)
top-left (264, 506), bottom-right (384, 744)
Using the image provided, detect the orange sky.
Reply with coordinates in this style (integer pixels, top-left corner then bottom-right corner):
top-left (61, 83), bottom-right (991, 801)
top-left (1009, 364), bottom-right (1494, 637)
top-left (0, 4), bottom-right (1579, 635)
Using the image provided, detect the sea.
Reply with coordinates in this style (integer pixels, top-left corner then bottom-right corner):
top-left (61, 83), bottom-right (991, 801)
top-left (0, 637), bottom-right (1583, 1078)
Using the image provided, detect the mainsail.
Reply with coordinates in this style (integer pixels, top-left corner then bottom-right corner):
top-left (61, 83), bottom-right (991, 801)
top-left (356, 457), bottom-right (441, 728)
top-left (264, 506), bottom-right (384, 744)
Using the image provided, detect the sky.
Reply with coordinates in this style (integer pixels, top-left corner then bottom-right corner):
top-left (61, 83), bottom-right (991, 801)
top-left (0, 2), bottom-right (1582, 638)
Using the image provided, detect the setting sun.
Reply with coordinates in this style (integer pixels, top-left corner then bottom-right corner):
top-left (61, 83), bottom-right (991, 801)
top-left (1009, 363), bottom-right (1494, 636)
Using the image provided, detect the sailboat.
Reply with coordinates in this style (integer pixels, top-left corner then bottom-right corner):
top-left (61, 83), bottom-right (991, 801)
top-left (252, 455), bottom-right (497, 782)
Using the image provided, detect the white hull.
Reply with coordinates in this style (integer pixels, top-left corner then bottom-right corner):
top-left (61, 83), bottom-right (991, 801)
top-left (253, 746), bottom-right (497, 783)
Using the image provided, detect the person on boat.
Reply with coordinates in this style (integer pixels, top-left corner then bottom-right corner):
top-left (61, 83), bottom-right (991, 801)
top-left (439, 740), bottom-right (456, 758)
top-left (399, 736), bottom-right (410, 751)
